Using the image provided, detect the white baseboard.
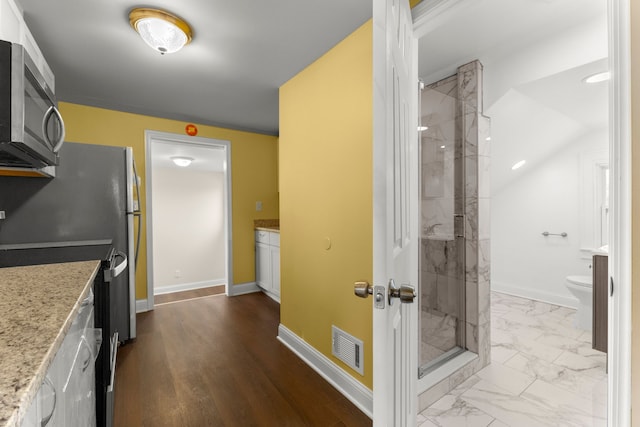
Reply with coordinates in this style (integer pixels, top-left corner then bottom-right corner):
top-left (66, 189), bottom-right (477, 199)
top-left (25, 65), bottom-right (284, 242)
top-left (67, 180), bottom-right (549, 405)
top-left (136, 299), bottom-right (150, 313)
top-left (277, 324), bottom-right (373, 419)
top-left (492, 280), bottom-right (578, 309)
top-left (228, 281), bottom-right (260, 296)
top-left (154, 279), bottom-right (226, 296)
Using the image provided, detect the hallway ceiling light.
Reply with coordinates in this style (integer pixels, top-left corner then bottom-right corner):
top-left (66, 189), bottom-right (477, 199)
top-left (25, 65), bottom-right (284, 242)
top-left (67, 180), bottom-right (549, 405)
top-left (583, 71), bottom-right (610, 84)
top-left (418, 126), bottom-right (429, 131)
top-left (171, 156), bottom-right (194, 167)
top-left (129, 8), bottom-right (193, 55)
top-left (511, 160), bottom-right (526, 170)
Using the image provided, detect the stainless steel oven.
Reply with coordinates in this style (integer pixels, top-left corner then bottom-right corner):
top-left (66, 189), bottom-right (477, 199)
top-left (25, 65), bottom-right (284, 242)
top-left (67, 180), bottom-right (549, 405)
top-left (0, 40), bottom-right (65, 170)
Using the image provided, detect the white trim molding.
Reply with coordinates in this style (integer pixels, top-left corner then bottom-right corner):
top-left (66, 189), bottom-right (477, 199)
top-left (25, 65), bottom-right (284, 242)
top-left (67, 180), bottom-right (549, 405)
top-left (136, 299), bottom-right (150, 313)
top-left (491, 281), bottom-right (578, 309)
top-left (144, 130), bottom-right (233, 311)
top-left (277, 324), bottom-right (373, 419)
top-left (154, 280), bottom-right (226, 296)
top-left (228, 282), bottom-right (261, 297)
top-left (608, 0), bottom-right (632, 425)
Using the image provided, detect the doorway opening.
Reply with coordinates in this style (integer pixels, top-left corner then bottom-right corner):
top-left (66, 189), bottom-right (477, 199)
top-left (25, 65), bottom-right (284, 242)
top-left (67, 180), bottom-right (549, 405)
top-left (144, 130), bottom-right (232, 310)
top-left (413, 0), bottom-right (616, 423)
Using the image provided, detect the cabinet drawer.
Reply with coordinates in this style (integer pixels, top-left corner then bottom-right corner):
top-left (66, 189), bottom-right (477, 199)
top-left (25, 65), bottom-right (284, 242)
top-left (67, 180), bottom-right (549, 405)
top-left (256, 230), bottom-right (270, 244)
top-left (269, 232), bottom-right (280, 247)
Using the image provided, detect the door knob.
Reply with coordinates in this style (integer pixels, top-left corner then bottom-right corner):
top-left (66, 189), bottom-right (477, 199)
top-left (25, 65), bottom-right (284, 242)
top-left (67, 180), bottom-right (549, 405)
top-left (354, 281), bottom-right (373, 298)
top-left (388, 279), bottom-right (416, 305)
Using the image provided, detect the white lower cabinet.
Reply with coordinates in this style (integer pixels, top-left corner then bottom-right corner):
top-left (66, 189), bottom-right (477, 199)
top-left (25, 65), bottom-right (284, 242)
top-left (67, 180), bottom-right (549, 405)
top-left (21, 291), bottom-right (100, 427)
top-left (255, 230), bottom-right (280, 301)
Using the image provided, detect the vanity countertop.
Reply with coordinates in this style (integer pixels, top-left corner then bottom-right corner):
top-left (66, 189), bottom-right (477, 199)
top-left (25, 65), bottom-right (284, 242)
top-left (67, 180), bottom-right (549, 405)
top-left (0, 260), bottom-right (100, 427)
top-left (254, 219), bottom-right (279, 232)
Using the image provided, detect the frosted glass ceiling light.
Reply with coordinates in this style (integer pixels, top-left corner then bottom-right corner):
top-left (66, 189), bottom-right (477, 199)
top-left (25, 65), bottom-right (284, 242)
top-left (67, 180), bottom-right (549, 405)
top-left (130, 8), bottom-right (192, 55)
top-left (171, 156), bottom-right (193, 167)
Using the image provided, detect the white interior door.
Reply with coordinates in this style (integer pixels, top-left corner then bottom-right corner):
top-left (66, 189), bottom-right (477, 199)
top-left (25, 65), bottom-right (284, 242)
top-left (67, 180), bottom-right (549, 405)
top-left (372, 0), bottom-right (418, 425)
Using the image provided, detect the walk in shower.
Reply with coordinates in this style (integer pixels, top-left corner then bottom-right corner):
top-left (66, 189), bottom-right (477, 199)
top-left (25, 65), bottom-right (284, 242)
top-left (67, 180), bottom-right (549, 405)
top-left (419, 74), bottom-right (466, 376)
top-left (418, 61), bottom-right (491, 403)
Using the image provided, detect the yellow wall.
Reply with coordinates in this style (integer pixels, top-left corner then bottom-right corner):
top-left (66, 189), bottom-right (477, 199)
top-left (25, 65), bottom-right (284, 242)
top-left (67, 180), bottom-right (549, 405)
top-left (279, 21), bottom-right (374, 388)
top-left (60, 102), bottom-right (279, 299)
top-left (632, 2), bottom-right (640, 424)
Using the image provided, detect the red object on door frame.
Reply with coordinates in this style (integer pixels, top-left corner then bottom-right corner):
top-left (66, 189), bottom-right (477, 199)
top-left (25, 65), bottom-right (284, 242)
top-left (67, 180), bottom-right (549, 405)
top-left (185, 124), bottom-right (198, 136)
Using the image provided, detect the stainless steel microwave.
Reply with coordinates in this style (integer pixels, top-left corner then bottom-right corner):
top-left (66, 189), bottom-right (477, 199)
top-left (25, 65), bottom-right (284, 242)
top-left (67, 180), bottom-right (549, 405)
top-left (0, 40), bottom-right (65, 171)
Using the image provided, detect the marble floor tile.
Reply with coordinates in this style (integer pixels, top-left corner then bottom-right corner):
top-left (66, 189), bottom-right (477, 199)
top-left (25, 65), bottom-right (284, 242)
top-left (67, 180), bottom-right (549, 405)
top-left (504, 352), bottom-right (605, 397)
top-left (491, 328), bottom-right (564, 363)
top-left (418, 292), bottom-right (607, 426)
top-left (490, 345), bottom-right (518, 364)
top-left (459, 379), bottom-right (555, 427)
top-left (522, 380), bottom-right (607, 426)
top-left (475, 361), bottom-right (535, 396)
top-left (423, 394), bottom-right (496, 427)
top-left (553, 350), bottom-right (607, 379)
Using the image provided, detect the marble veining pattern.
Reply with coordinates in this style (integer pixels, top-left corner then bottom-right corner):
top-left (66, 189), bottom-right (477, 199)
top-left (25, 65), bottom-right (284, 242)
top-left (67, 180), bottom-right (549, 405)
top-left (418, 292), bottom-right (607, 426)
top-left (0, 261), bottom-right (100, 427)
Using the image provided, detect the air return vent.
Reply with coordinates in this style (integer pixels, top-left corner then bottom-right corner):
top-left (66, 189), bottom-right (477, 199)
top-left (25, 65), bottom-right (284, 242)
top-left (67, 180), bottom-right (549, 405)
top-left (332, 325), bottom-right (364, 375)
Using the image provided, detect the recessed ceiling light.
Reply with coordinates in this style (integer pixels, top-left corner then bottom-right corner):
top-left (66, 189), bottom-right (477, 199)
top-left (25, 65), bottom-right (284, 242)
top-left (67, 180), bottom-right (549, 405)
top-left (171, 156), bottom-right (194, 167)
top-left (485, 136), bottom-right (491, 141)
top-left (440, 145), bottom-right (445, 149)
top-left (418, 126), bottom-right (429, 131)
top-left (511, 160), bottom-right (526, 170)
top-left (583, 71), bottom-right (610, 84)
top-left (129, 8), bottom-right (193, 55)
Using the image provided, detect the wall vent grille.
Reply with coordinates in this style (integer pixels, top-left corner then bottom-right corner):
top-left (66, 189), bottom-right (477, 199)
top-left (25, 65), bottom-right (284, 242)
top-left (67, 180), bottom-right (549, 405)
top-left (332, 325), bottom-right (364, 375)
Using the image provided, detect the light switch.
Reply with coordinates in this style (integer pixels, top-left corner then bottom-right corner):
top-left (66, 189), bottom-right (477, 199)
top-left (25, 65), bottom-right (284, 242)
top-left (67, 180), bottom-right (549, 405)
top-left (256, 201), bottom-right (263, 211)
top-left (0, 211), bottom-right (5, 219)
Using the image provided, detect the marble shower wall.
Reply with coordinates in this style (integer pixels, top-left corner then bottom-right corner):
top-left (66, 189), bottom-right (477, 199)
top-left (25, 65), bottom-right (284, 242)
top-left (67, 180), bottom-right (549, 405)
top-left (419, 60), bottom-right (491, 411)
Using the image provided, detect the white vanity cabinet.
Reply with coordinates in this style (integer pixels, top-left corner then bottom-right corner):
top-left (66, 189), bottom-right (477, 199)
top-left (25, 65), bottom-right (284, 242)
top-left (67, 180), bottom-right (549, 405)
top-left (0, 0), bottom-right (55, 90)
top-left (255, 229), bottom-right (280, 302)
top-left (21, 290), bottom-right (99, 427)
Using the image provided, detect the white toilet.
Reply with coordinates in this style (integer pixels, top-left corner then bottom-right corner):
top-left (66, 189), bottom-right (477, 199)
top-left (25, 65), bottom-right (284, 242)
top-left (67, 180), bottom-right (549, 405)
top-left (565, 275), bottom-right (593, 331)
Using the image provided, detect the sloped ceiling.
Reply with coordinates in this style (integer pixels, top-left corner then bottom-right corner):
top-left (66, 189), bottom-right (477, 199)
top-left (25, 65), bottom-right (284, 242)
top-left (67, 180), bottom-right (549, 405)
top-left (417, 0), bottom-right (608, 195)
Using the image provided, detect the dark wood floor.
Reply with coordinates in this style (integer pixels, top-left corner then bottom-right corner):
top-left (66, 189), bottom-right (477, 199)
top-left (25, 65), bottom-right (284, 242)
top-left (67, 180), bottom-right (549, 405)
top-left (114, 291), bottom-right (372, 426)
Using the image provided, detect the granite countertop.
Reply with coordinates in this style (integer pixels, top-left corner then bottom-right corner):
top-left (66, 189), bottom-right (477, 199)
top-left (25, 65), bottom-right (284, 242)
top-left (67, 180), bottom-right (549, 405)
top-left (255, 226), bottom-right (280, 232)
top-left (254, 219), bottom-right (279, 232)
top-left (0, 260), bottom-right (100, 427)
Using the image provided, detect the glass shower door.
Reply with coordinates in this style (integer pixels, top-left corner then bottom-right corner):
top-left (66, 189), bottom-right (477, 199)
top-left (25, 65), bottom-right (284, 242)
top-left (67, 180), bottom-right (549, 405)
top-left (418, 75), bottom-right (466, 376)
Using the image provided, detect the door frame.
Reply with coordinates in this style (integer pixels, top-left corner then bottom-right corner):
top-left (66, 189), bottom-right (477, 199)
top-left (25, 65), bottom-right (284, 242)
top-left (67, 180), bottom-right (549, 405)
top-left (607, 0), bottom-right (632, 425)
top-left (411, 0), bottom-right (632, 424)
top-left (144, 130), bottom-right (233, 310)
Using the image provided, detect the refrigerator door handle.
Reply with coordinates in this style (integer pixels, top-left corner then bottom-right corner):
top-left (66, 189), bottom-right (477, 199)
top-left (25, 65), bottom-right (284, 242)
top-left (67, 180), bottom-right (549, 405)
top-left (104, 251), bottom-right (128, 282)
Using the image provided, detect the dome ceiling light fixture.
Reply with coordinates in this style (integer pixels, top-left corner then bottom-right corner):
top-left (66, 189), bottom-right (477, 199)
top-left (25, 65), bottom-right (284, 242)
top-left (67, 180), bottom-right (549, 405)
top-left (129, 8), bottom-right (193, 55)
top-left (171, 156), bottom-right (194, 167)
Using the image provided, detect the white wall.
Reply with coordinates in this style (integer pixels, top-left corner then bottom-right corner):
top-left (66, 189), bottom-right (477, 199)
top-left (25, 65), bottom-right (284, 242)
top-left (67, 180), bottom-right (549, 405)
top-left (491, 130), bottom-right (608, 307)
top-left (152, 166), bottom-right (226, 293)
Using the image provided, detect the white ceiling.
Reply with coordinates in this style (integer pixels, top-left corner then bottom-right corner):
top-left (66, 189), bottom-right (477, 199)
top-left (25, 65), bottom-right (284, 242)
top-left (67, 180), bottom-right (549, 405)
top-left (417, 0), bottom-right (609, 194)
top-left (15, 0), bottom-right (608, 190)
top-left (15, 0), bottom-right (372, 135)
top-left (151, 141), bottom-right (226, 172)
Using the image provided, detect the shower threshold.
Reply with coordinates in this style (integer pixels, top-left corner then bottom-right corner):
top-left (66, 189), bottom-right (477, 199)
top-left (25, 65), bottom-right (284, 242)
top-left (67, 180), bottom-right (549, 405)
top-left (419, 346), bottom-right (466, 379)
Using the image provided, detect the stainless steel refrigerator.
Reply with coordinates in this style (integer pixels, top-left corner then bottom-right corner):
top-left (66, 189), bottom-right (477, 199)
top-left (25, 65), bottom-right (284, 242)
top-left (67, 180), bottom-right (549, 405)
top-left (0, 141), bottom-right (140, 342)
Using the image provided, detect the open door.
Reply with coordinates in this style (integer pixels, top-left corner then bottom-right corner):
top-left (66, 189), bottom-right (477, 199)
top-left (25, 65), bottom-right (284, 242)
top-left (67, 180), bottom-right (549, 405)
top-left (372, 0), bottom-right (418, 424)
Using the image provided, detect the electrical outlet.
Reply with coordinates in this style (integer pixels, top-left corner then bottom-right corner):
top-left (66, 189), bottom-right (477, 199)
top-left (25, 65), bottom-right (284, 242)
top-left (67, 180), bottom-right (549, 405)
top-left (174, 269), bottom-right (181, 278)
top-left (0, 211), bottom-right (5, 220)
top-left (256, 201), bottom-right (263, 211)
